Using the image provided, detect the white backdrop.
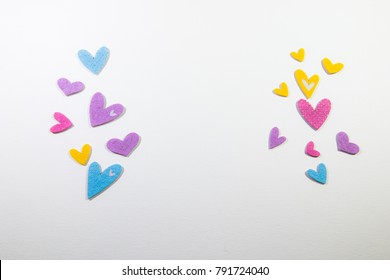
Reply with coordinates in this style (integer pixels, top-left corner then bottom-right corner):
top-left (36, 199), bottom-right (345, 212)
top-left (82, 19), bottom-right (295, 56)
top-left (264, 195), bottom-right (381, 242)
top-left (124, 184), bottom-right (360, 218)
top-left (1, 0), bottom-right (389, 259)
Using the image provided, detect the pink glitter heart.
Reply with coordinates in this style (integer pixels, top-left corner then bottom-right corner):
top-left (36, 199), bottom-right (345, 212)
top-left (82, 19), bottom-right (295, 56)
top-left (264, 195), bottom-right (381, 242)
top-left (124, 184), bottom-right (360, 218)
top-left (50, 112), bottom-right (73, 133)
top-left (89, 92), bottom-right (125, 127)
top-left (57, 78), bottom-right (85, 96)
top-left (297, 99), bottom-right (331, 130)
top-left (305, 141), bottom-right (320, 157)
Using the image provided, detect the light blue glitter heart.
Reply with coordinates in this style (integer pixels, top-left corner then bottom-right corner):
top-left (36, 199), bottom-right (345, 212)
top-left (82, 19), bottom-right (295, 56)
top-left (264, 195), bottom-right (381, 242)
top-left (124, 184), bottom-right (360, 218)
top-left (78, 47), bottom-right (110, 75)
top-left (306, 163), bottom-right (327, 184)
top-left (88, 162), bottom-right (123, 199)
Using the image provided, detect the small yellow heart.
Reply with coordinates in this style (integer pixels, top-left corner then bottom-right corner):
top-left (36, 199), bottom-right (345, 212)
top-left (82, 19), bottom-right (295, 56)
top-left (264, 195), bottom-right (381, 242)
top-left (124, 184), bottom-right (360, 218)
top-left (70, 144), bottom-right (92, 166)
top-left (273, 82), bottom-right (288, 97)
top-left (294, 69), bottom-right (319, 99)
top-left (290, 48), bottom-right (305, 62)
top-left (322, 58), bottom-right (344, 74)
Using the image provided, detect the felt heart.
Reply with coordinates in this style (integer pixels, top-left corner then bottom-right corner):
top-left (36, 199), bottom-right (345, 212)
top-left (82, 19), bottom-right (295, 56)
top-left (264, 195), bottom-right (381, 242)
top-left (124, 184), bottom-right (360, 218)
top-left (78, 47), bottom-right (110, 75)
top-left (273, 82), bottom-right (288, 97)
top-left (70, 144), bottom-right (92, 166)
top-left (322, 58), bottom-right (344, 74)
top-left (290, 48), bottom-right (305, 62)
top-left (107, 132), bottom-right (140, 157)
top-left (336, 132), bottom-right (360, 155)
top-left (50, 112), bottom-right (73, 133)
top-left (90, 92), bottom-right (125, 127)
top-left (269, 127), bottom-right (286, 149)
top-left (306, 163), bottom-right (327, 184)
top-left (297, 99), bottom-right (331, 130)
top-left (88, 162), bottom-right (123, 199)
top-left (294, 69), bottom-right (320, 99)
top-left (57, 78), bottom-right (85, 96)
top-left (305, 141), bottom-right (320, 157)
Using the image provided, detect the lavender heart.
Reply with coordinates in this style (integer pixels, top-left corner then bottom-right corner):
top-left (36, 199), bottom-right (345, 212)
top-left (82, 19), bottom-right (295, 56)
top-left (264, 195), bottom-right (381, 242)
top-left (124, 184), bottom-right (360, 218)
top-left (336, 132), bottom-right (360, 155)
top-left (90, 92), bottom-right (125, 127)
top-left (269, 127), bottom-right (286, 149)
top-left (57, 78), bottom-right (85, 96)
top-left (107, 132), bottom-right (140, 156)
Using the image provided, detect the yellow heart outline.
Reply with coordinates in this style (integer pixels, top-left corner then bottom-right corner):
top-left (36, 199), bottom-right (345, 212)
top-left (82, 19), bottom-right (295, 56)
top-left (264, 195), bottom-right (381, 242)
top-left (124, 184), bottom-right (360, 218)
top-left (294, 69), bottom-right (319, 99)
top-left (290, 48), bottom-right (305, 62)
top-left (273, 82), bottom-right (288, 97)
top-left (70, 144), bottom-right (92, 166)
top-left (322, 58), bottom-right (344, 74)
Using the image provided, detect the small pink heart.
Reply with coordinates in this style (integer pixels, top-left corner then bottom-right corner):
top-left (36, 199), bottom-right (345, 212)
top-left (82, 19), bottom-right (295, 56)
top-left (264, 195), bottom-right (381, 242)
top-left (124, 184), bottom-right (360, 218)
top-left (297, 98), bottom-right (331, 130)
top-left (107, 132), bottom-right (140, 156)
top-left (305, 141), bottom-right (320, 157)
top-left (57, 78), bottom-right (85, 96)
top-left (50, 112), bottom-right (73, 133)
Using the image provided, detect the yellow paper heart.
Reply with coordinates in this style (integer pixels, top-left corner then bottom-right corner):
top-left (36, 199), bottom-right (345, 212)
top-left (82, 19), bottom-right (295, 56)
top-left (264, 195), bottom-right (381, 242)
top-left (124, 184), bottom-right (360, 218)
top-left (290, 48), bottom-right (305, 62)
top-left (322, 58), bottom-right (344, 74)
top-left (273, 82), bottom-right (288, 97)
top-left (70, 144), bottom-right (92, 166)
top-left (294, 69), bottom-right (319, 99)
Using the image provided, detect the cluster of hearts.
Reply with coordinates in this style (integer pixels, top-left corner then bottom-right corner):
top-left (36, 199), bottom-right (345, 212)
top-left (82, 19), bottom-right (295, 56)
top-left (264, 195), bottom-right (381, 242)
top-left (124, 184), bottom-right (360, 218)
top-left (269, 48), bottom-right (360, 184)
top-left (50, 47), bottom-right (140, 199)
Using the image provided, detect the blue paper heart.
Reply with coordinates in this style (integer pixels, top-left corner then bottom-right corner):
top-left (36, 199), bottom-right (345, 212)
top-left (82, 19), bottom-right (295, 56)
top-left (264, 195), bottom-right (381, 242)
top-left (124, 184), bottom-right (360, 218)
top-left (306, 163), bottom-right (327, 184)
top-left (78, 47), bottom-right (110, 75)
top-left (88, 162), bottom-right (123, 199)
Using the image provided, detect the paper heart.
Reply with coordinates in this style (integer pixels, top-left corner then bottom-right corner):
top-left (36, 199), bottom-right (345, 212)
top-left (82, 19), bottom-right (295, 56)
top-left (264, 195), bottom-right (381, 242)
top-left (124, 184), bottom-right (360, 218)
top-left (322, 58), bottom-right (344, 74)
top-left (269, 127), bottom-right (286, 149)
top-left (305, 141), bottom-right (320, 157)
top-left (70, 144), bottom-right (92, 166)
top-left (78, 47), bottom-right (110, 75)
top-left (88, 162), bottom-right (123, 199)
top-left (57, 78), bottom-right (85, 96)
top-left (50, 112), bottom-right (73, 133)
top-left (294, 69), bottom-right (320, 99)
top-left (90, 92), bottom-right (125, 127)
top-left (297, 99), bottom-right (331, 130)
top-left (290, 48), bottom-right (305, 62)
top-left (306, 163), bottom-right (327, 184)
top-left (107, 132), bottom-right (140, 157)
top-left (273, 82), bottom-right (288, 97)
top-left (336, 132), bottom-right (360, 155)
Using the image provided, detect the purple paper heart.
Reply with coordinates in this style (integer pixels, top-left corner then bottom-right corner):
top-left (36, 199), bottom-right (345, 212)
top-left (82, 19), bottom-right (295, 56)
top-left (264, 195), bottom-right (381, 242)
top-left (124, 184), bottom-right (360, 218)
top-left (90, 92), bottom-right (125, 127)
top-left (107, 132), bottom-right (140, 156)
top-left (57, 78), bottom-right (85, 96)
top-left (336, 132), bottom-right (360, 155)
top-left (269, 127), bottom-right (286, 149)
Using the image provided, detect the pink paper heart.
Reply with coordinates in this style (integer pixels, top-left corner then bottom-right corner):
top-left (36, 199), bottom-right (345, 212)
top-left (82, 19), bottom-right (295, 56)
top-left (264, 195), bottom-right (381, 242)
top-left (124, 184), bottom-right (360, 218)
top-left (89, 92), bottom-right (125, 127)
top-left (297, 99), bottom-right (331, 130)
top-left (57, 78), bottom-right (85, 96)
top-left (50, 112), bottom-right (73, 133)
top-left (107, 132), bottom-right (140, 156)
top-left (305, 141), bottom-right (320, 157)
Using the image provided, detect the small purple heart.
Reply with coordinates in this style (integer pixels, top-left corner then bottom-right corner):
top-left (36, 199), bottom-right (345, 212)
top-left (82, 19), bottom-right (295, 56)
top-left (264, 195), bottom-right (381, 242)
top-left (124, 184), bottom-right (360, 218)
top-left (57, 78), bottom-right (85, 96)
top-left (269, 127), bottom-right (286, 149)
top-left (336, 131), bottom-right (360, 155)
top-left (107, 133), bottom-right (140, 156)
top-left (90, 92), bottom-right (125, 127)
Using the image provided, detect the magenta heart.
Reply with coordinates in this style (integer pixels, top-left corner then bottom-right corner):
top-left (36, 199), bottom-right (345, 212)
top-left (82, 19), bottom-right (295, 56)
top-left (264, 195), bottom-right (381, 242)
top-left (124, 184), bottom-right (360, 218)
top-left (107, 132), bottom-right (140, 156)
top-left (336, 132), bottom-right (360, 155)
top-left (57, 78), bottom-right (85, 96)
top-left (305, 141), bottom-right (320, 157)
top-left (297, 99), bottom-right (331, 130)
top-left (269, 127), bottom-right (286, 149)
top-left (50, 112), bottom-right (73, 133)
top-left (90, 92), bottom-right (125, 127)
